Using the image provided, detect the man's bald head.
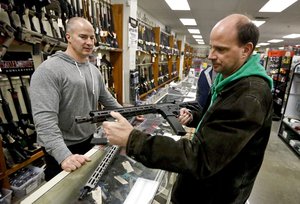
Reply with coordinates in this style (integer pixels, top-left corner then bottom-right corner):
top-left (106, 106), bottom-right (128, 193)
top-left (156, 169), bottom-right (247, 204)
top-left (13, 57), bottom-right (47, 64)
top-left (66, 17), bottom-right (94, 33)
top-left (212, 14), bottom-right (259, 51)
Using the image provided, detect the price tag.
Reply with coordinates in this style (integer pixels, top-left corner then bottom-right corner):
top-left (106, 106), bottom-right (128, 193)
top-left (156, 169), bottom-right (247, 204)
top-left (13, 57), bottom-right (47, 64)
top-left (282, 131), bottom-right (288, 138)
top-left (114, 175), bottom-right (128, 185)
top-left (122, 161), bottom-right (134, 173)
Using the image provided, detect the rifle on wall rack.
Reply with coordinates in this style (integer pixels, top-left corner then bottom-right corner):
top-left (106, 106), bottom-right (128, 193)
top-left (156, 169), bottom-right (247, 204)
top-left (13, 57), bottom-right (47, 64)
top-left (0, 87), bottom-right (35, 154)
top-left (19, 76), bottom-right (33, 123)
top-left (107, 0), bottom-right (118, 48)
top-left (90, 0), bottom-right (102, 45)
top-left (6, 75), bottom-right (36, 150)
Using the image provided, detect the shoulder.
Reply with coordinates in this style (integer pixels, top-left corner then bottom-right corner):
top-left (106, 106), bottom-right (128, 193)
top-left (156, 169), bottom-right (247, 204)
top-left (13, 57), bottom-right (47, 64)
top-left (227, 76), bottom-right (272, 105)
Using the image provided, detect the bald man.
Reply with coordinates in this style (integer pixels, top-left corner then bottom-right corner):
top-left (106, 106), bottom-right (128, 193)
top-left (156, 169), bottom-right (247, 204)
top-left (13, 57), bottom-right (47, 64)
top-left (30, 17), bottom-right (121, 181)
top-left (102, 14), bottom-right (273, 203)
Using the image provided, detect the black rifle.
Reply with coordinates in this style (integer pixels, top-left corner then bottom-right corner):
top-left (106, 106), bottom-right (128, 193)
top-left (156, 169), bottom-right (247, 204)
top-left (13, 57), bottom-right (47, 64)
top-left (0, 117), bottom-right (29, 163)
top-left (0, 19), bottom-right (15, 60)
top-left (75, 0), bottom-right (82, 17)
top-left (5, 77), bottom-right (36, 150)
top-left (19, 76), bottom-right (33, 123)
top-left (0, 89), bottom-right (31, 160)
top-left (75, 101), bottom-right (200, 136)
top-left (90, 0), bottom-right (101, 45)
top-left (107, 0), bottom-right (118, 48)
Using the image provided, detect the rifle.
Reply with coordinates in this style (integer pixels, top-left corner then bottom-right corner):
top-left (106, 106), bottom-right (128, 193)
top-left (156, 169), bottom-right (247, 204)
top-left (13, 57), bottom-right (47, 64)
top-left (75, 101), bottom-right (200, 136)
top-left (44, 0), bottom-right (62, 39)
top-left (101, 54), bottom-right (116, 97)
top-left (78, 145), bottom-right (119, 200)
top-left (0, 18), bottom-right (15, 60)
top-left (0, 117), bottom-right (29, 163)
top-left (90, 0), bottom-right (101, 45)
top-left (75, 0), bottom-right (82, 17)
top-left (5, 77), bottom-right (36, 150)
top-left (0, 89), bottom-right (31, 159)
top-left (78, 116), bottom-right (137, 200)
top-left (19, 76), bottom-right (33, 123)
top-left (107, 0), bottom-right (118, 48)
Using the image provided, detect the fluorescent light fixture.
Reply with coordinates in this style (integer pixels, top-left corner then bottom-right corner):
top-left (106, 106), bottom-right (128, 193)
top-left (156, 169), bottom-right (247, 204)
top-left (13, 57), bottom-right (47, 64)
top-left (257, 43), bottom-right (270, 46)
top-left (268, 39), bottom-right (284, 43)
top-left (259, 0), bottom-right (298, 12)
top-left (278, 47), bottom-right (285, 50)
top-left (197, 42), bottom-right (205, 45)
top-left (283, 34), bottom-right (300, 38)
top-left (165, 0), bottom-right (190, 10)
top-left (256, 45), bottom-right (261, 48)
top-left (192, 35), bottom-right (202, 39)
top-left (188, 29), bottom-right (200, 34)
top-left (252, 20), bottom-right (266, 27)
top-left (180, 18), bottom-right (197, 26)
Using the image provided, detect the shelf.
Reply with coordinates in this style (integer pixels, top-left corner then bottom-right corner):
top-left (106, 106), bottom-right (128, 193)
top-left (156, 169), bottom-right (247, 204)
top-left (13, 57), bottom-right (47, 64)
top-left (278, 133), bottom-right (300, 158)
top-left (282, 120), bottom-right (300, 137)
top-left (140, 76), bottom-right (178, 99)
top-left (136, 63), bottom-right (153, 66)
top-left (0, 150), bottom-right (44, 180)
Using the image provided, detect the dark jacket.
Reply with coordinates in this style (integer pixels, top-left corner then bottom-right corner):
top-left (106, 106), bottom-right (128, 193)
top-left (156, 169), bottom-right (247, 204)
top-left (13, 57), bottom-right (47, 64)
top-left (126, 76), bottom-right (273, 204)
top-left (196, 66), bottom-right (216, 108)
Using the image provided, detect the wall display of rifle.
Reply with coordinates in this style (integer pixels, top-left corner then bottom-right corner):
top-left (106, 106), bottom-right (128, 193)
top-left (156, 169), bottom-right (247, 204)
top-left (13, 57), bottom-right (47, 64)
top-left (0, 51), bottom-right (44, 189)
top-left (137, 21), bottom-right (156, 54)
top-left (0, 52), bottom-right (37, 150)
top-left (134, 24), bottom-right (182, 102)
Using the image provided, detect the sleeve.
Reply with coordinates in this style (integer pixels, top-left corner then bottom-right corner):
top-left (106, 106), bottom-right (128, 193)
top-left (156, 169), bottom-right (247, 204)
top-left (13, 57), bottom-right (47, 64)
top-left (30, 67), bottom-right (72, 164)
top-left (126, 93), bottom-right (268, 179)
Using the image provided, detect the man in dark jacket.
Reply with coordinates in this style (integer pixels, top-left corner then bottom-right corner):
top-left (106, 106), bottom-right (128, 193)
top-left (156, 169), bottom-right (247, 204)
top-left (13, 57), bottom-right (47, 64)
top-left (102, 14), bottom-right (273, 204)
top-left (196, 65), bottom-right (216, 107)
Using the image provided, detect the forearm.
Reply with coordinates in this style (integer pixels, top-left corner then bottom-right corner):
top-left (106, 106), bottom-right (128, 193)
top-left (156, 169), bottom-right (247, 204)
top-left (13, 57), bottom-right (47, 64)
top-left (34, 112), bottom-right (72, 164)
top-left (126, 129), bottom-right (200, 175)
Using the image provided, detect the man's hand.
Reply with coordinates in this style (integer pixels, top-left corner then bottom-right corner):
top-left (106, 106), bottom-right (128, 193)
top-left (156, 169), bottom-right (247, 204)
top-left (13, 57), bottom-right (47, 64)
top-left (61, 154), bottom-right (91, 172)
top-left (102, 111), bottom-right (134, 147)
top-left (178, 108), bottom-right (193, 125)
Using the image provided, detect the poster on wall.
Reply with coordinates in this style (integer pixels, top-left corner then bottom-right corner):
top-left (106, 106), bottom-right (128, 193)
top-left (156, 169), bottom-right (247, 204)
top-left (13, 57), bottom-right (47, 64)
top-left (128, 17), bottom-right (138, 49)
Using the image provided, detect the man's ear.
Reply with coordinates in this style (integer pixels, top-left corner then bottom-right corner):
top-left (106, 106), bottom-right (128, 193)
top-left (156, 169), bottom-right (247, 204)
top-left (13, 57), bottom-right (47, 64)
top-left (242, 42), bottom-right (254, 58)
top-left (65, 33), bottom-right (71, 41)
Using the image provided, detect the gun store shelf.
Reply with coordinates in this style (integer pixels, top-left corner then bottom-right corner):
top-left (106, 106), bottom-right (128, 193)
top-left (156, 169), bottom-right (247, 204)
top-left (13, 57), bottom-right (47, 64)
top-left (140, 76), bottom-right (179, 99)
top-left (0, 150), bottom-right (44, 188)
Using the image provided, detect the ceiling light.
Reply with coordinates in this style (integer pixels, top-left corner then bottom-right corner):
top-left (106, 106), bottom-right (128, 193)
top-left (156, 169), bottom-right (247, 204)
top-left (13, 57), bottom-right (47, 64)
top-left (197, 42), bottom-right (205, 45)
top-left (180, 18), bottom-right (197, 26)
top-left (259, 0), bottom-right (298, 12)
top-left (257, 43), bottom-right (270, 46)
top-left (268, 39), bottom-right (284, 43)
top-left (283, 34), bottom-right (300, 38)
top-left (192, 35), bottom-right (202, 39)
top-left (252, 20), bottom-right (266, 27)
top-left (278, 47), bottom-right (285, 50)
top-left (188, 29), bottom-right (200, 34)
top-left (165, 0), bottom-right (190, 10)
top-left (195, 39), bottom-right (204, 42)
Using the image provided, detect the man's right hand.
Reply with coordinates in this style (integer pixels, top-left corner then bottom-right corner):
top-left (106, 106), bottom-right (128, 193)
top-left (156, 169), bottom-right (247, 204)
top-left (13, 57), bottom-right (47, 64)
top-left (178, 108), bottom-right (193, 125)
top-left (61, 154), bottom-right (91, 172)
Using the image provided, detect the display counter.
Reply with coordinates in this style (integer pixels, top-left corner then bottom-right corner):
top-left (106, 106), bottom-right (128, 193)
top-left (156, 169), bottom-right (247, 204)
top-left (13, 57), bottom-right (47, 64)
top-left (21, 79), bottom-right (197, 204)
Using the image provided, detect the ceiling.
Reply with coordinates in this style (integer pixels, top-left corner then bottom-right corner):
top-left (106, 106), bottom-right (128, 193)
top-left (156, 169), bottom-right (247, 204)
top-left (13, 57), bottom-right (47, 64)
top-left (137, 0), bottom-right (300, 49)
